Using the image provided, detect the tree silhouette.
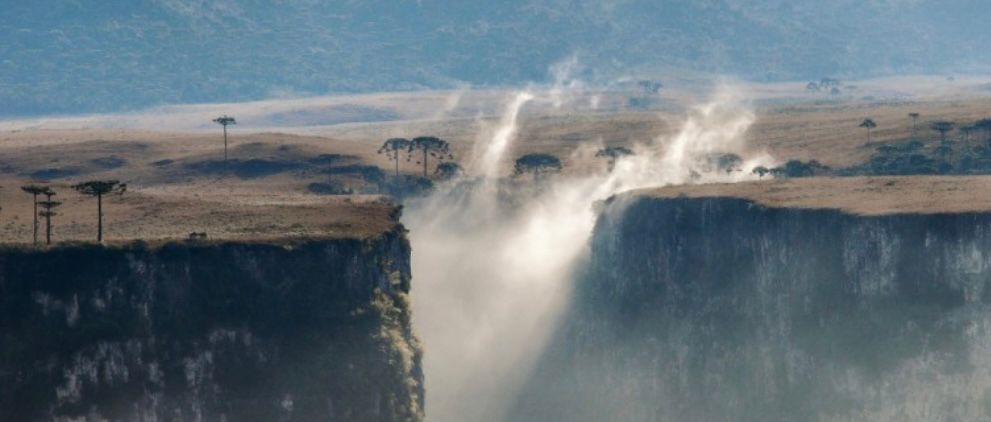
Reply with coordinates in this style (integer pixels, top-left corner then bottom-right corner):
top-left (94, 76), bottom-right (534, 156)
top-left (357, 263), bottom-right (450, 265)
top-left (408, 137), bottom-right (453, 177)
top-left (434, 162), bottom-right (464, 179)
top-left (514, 153), bottom-right (563, 179)
top-left (20, 184), bottom-right (52, 245)
top-left (752, 166), bottom-right (770, 178)
top-left (806, 82), bottom-right (820, 92)
top-left (378, 138), bottom-right (412, 177)
top-left (72, 180), bottom-right (126, 243)
top-left (908, 113), bottom-right (920, 138)
top-left (595, 146), bottom-right (634, 171)
top-left (930, 121), bottom-right (955, 144)
top-left (212, 115), bottom-right (237, 161)
top-left (859, 118), bottom-right (877, 143)
top-left (37, 190), bottom-right (61, 245)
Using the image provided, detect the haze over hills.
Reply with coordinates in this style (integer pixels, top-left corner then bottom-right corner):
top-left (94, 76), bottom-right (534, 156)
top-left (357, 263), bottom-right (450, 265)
top-left (3, 0), bottom-right (990, 116)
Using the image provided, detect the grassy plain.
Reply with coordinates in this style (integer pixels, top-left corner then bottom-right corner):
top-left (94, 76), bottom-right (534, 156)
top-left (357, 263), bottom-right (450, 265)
top-left (1, 77), bottom-right (989, 242)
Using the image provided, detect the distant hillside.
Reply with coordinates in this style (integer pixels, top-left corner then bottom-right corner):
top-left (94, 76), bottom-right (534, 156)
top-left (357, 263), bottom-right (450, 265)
top-left (2, 0), bottom-right (989, 116)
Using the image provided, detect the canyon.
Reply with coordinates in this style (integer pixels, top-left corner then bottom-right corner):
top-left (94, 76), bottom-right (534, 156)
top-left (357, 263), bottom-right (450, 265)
top-left (2, 89), bottom-right (991, 421)
top-left (513, 181), bottom-right (991, 421)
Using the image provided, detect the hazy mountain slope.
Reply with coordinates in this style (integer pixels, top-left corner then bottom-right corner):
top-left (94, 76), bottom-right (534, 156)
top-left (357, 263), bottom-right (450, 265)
top-left (2, 0), bottom-right (988, 116)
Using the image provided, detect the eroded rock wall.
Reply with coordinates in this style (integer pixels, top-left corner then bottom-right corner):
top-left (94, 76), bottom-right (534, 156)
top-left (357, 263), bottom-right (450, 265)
top-left (513, 197), bottom-right (991, 422)
top-left (0, 231), bottom-right (422, 422)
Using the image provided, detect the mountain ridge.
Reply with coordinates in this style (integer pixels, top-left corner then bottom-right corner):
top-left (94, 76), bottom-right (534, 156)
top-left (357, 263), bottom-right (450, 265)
top-left (2, 0), bottom-right (989, 116)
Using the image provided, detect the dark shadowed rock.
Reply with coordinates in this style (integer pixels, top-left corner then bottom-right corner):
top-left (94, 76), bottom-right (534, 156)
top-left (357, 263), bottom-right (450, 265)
top-left (0, 230), bottom-right (423, 421)
top-left (514, 196), bottom-right (991, 421)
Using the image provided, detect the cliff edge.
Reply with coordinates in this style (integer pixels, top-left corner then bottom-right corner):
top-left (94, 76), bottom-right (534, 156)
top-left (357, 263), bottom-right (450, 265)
top-left (0, 226), bottom-right (423, 421)
top-left (513, 183), bottom-right (991, 421)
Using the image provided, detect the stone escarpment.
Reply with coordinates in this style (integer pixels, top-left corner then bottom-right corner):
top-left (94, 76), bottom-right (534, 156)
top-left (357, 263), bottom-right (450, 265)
top-left (0, 230), bottom-right (422, 422)
top-left (513, 196), bottom-right (991, 421)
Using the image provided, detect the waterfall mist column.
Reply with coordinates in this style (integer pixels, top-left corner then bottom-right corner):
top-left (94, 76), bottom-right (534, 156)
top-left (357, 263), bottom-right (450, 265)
top-left (407, 86), bottom-right (767, 422)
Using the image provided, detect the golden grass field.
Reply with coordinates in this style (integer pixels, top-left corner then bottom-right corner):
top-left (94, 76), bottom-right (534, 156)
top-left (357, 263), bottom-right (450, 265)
top-left (0, 131), bottom-right (404, 244)
top-left (640, 176), bottom-right (991, 216)
top-left (1, 77), bottom-right (990, 243)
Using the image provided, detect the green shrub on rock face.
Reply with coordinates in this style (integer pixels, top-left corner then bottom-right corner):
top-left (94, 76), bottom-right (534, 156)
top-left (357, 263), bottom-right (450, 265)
top-left (370, 288), bottom-right (424, 421)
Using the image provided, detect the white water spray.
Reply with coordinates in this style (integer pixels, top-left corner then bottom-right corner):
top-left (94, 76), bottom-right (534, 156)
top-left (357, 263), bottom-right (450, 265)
top-left (406, 85), bottom-right (773, 422)
top-left (474, 91), bottom-right (535, 179)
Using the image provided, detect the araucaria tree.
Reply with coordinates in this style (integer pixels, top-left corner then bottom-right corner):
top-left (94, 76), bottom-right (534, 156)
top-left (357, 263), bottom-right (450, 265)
top-left (212, 115), bottom-right (237, 161)
top-left (859, 118), bottom-right (877, 143)
top-left (37, 190), bottom-right (61, 245)
top-left (908, 113), bottom-right (920, 138)
top-left (514, 153), bottom-right (563, 179)
top-left (595, 146), bottom-right (634, 171)
top-left (20, 184), bottom-right (52, 245)
top-left (931, 121), bottom-right (955, 144)
top-left (72, 180), bottom-right (126, 243)
top-left (408, 136), bottom-right (453, 177)
top-left (378, 138), bottom-right (412, 177)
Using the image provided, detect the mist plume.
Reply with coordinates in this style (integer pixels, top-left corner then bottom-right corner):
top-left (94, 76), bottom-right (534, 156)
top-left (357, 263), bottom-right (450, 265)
top-left (406, 81), bottom-right (773, 421)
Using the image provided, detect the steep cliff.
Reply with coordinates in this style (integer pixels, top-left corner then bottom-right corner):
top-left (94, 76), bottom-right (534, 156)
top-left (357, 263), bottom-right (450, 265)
top-left (513, 195), bottom-right (991, 421)
top-left (0, 230), bottom-right (422, 421)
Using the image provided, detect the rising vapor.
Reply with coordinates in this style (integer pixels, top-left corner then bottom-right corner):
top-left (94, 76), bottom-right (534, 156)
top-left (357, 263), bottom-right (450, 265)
top-left (406, 81), bottom-right (773, 422)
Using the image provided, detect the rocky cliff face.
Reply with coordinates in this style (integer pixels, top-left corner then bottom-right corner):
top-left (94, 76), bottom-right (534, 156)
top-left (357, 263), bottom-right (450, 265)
top-left (0, 230), bottom-right (422, 422)
top-left (513, 196), bottom-right (991, 421)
